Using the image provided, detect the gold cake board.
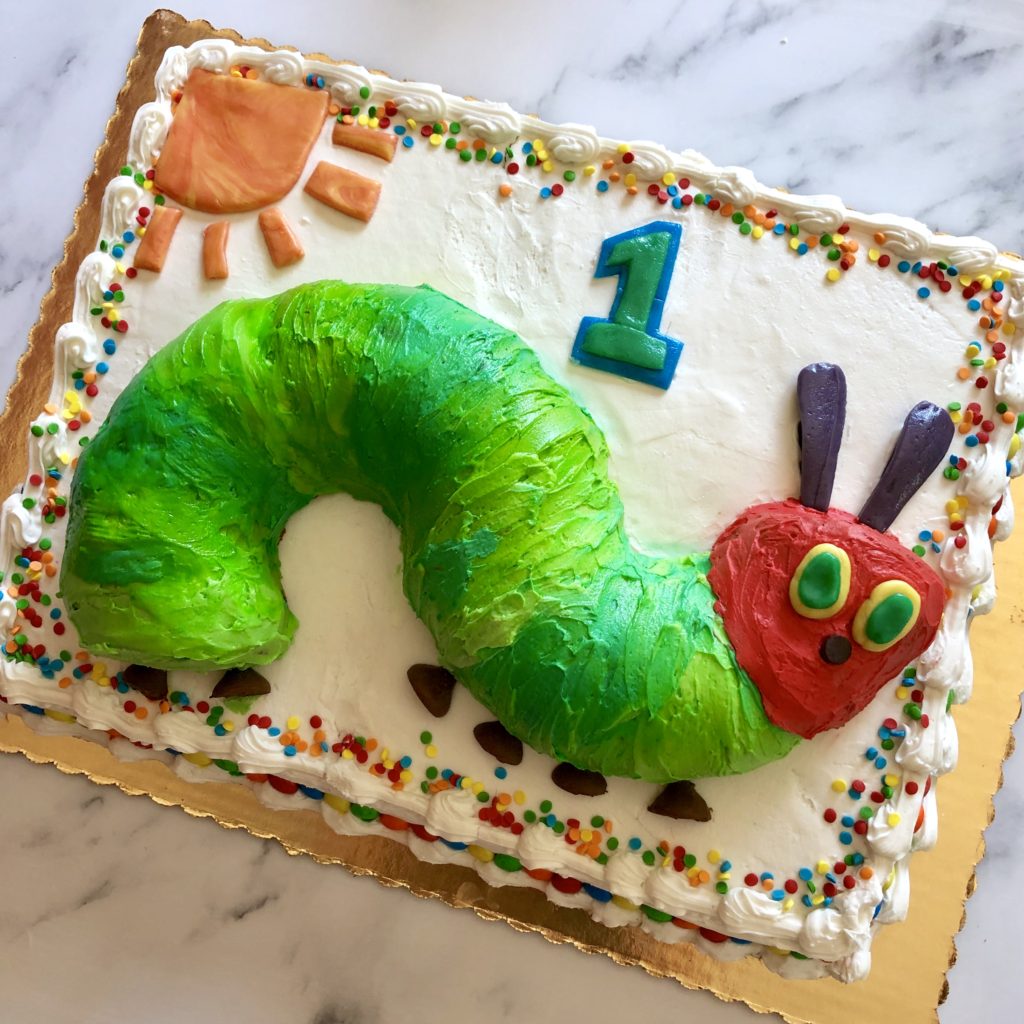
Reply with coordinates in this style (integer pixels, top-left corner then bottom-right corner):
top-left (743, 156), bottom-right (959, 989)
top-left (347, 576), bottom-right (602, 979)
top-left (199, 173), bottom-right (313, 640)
top-left (0, 10), bottom-right (1020, 1023)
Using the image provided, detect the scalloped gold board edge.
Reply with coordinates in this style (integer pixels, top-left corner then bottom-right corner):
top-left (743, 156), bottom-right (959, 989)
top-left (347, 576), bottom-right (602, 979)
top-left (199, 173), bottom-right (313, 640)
top-left (0, 10), bottom-right (1021, 1024)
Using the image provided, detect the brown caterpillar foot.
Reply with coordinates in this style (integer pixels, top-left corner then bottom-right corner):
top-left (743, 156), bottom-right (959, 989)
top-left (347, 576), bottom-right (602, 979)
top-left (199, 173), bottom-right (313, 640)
top-left (211, 667), bottom-right (271, 699)
top-left (473, 720), bottom-right (523, 765)
top-left (121, 665), bottom-right (168, 702)
top-left (552, 762), bottom-right (607, 797)
top-left (648, 780), bottom-right (713, 822)
top-left (407, 663), bottom-right (456, 718)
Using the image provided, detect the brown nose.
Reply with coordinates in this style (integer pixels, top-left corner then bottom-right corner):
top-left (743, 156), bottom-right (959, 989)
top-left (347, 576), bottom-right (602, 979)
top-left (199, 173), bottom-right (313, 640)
top-left (820, 635), bottom-right (852, 665)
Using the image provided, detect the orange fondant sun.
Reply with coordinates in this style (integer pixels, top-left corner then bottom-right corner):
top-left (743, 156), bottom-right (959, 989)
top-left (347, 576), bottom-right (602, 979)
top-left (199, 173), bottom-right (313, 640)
top-left (147, 68), bottom-right (387, 279)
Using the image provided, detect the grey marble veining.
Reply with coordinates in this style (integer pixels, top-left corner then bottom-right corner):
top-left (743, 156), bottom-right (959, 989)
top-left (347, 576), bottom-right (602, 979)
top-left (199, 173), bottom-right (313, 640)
top-left (0, 2), bottom-right (1022, 1021)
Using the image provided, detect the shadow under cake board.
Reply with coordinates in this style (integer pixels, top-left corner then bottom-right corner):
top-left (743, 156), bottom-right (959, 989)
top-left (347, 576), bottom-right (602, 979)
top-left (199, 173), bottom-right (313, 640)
top-left (0, 10), bottom-right (1021, 1024)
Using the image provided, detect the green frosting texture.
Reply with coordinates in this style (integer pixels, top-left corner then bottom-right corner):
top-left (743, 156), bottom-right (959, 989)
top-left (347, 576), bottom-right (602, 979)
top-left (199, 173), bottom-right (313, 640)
top-left (62, 282), bottom-right (797, 781)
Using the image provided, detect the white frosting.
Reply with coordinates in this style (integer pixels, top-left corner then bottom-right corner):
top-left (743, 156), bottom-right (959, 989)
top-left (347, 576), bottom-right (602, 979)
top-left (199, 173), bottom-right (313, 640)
top-left (1, 36), bottom-right (1021, 983)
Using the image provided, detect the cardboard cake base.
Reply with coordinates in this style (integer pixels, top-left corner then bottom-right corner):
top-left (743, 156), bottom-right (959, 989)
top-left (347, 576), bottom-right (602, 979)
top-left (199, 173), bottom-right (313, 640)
top-left (0, 10), bottom-right (1021, 1023)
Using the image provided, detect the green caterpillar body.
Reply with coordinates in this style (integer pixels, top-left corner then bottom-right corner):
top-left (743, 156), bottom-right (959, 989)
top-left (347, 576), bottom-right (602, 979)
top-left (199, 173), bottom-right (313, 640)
top-left (62, 282), bottom-right (798, 781)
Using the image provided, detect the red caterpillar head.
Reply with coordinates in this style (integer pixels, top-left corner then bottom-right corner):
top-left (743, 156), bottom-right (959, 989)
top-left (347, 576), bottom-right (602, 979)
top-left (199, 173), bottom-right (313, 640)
top-left (708, 364), bottom-right (953, 740)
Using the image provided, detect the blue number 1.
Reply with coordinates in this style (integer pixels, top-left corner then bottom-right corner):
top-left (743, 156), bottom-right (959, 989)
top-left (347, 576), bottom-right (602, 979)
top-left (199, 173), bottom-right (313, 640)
top-left (571, 220), bottom-right (683, 390)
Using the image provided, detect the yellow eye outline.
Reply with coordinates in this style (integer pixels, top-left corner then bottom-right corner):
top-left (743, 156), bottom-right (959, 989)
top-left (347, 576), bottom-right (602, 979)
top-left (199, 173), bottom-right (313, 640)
top-left (789, 543), bottom-right (852, 620)
top-left (852, 580), bottom-right (921, 652)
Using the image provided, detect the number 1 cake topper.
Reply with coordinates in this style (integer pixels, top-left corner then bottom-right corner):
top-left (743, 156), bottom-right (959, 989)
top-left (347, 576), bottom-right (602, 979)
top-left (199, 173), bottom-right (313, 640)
top-left (571, 220), bottom-right (683, 390)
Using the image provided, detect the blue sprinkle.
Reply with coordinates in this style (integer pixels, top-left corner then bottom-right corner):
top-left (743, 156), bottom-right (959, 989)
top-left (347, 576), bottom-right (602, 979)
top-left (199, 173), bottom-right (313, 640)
top-left (494, 766), bottom-right (507, 779)
top-left (875, 756), bottom-right (887, 769)
top-left (320, 742), bottom-right (328, 752)
top-left (760, 871), bottom-right (774, 881)
top-left (111, 245), bottom-right (124, 258)
top-left (824, 897), bottom-right (833, 907)
top-left (770, 889), bottom-right (785, 901)
top-left (545, 814), bottom-right (557, 827)
top-left (628, 837), bottom-right (642, 851)
top-left (797, 243), bottom-right (808, 255)
top-left (968, 299), bottom-right (981, 311)
top-left (23, 705), bottom-right (44, 715)
top-left (539, 187), bottom-right (552, 198)
top-left (399, 755), bottom-right (412, 768)
top-left (51, 660), bottom-right (63, 671)
top-left (72, 668), bottom-right (83, 679)
top-left (402, 136), bottom-right (414, 148)
top-left (802, 895), bottom-right (814, 907)
top-left (442, 839), bottom-right (467, 850)
top-left (14, 556), bottom-right (29, 568)
top-left (522, 141), bottom-right (533, 154)
top-left (917, 531), bottom-right (932, 542)
top-left (931, 542), bottom-right (941, 553)
top-left (842, 815), bottom-right (855, 828)
top-left (912, 261), bottom-right (922, 273)
top-left (671, 195), bottom-right (682, 208)
top-left (74, 379), bottom-right (86, 391)
top-left (117, 680), bottom-right (129, 693)
top-left (103, 290), bottom-right (113, 301)
top-left (667, 184), bottom-right (678, 196)
top-left (490, 151), bottom-right (502, 164)
top-left (268, 726), bottom-right (281, 737)
top-left (948, 265), bottom-right (958, 275)
top-left (826, 872), bottom-right (837, 884)
top-left (773, 223), bottom-right (786, 235)
top-left (597, 180), bottom-right (610, 193)
top-left (866, 746), bottom-right (878, 759)
top-left (853, 852), bottom-right (865, 865)
top-left (965, 435), bottom-right (979, 447)
top-left (798, 867), bottom-right (813, 881)
top-left (316, 76), bottom-right (325, 89)
top-left (731, 937), bottom-right (752, 945)
top-left (720, 860), bottom-right (731, 872)
top-left (393, 124), bottom-right (406, 135)
top-left (103, 339), bottom-right (117, 355)
top-left (839, 831), bottom-right (853, 845)
top-left (949, 454), bottom-right (959, 466)
top-left (441, 768), bottom-right (452, 779)
top-left (214, 724), bottom-right (227, 737)
top-left (872, 901), bottom-right (883, 920)
top-left (300, 785), bottom-right (324, 799)
top-left (582, 883), bottom-right (612, 902)
top-left (283, 744), bottom-right (296, 756)
top-left (917, 286), bottom-right (931, 299)
top-left (96, 362), bottom-right (109, 374)
top-left (897, 260), bottom-right (910, 273)
top-left (122, 231), bottom-right (135, 244)
top-left (848, 788), bottom-right (862, 801)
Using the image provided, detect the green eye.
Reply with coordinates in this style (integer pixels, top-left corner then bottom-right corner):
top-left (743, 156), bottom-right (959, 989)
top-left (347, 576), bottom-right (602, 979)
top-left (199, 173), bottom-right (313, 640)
top-left (852, 580), bottom-right (921, 652)
top-left (789, 544), bottom-right (851, 619)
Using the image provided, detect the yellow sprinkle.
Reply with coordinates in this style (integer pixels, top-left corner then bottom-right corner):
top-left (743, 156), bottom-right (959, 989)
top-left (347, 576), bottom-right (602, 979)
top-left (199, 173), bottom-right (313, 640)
top-left (472, 781), bottom-right (484, 795)
top-left (624, 172), bottom-right (637, 187)
top-left (888, 812), bottom-right (901, 826)
top-left (957, 495), bottom-right (969, 508)
top-left (368, 117), bottom-right (379, 129)
top-left (222, 720), bottom-right (234, 732)
top-left (460, 776), bottom-right (472, 789)
top-left (429, 133), bottom-right (442, 147)
top-left (789, 237), bottom-right (800, 251)
top-left (1010, 434), bottom-right (1021, 456)
top-left (542, 160), bottom-right (554, 173)
top-left (662, 172), bottom-right (676, 186)
top-left (357, 114), bottom-right (369, 126)
top-left (783, 898), bottom-right (794, 911)
top-left (984, 357), bottom-right (997, 369)
top-left (612, 895), bottom-right (638, 911)
top-left (286, 715), bottom-right (300, 730)
top-left (868, 248), bottom-right (880, 262)
top-left (583, 164), bottom-right (596, 176)
top-left (1003, 321), bottom-right (1016, 335)
top-left (751, 225), bottom-right (764, 239)
top-left (406, 118), bottom-right (417, 129)
top-left (707, 849), bottom-right (721, 864)
top-left (950, 411), bottom-right (962, 424)
top-left (832, 233), bottom-right (845, 244)
top-left (143, 180), bottom-right (153, 191)
top-left (44, 709), bottom-right (76, 724)
top-left (425, 744), bottom-right (437, 757)
top-left (831, 778), bottom-right (847, 793)
top-left (581, 829), bottom-right (593, 842)
top-left (183, 752), bottom-right (212, 767)
top-left (617, 142), bottom-right (630, 154)
top-left (383, 759), bottom-right (395, 770)
top-left (896, 686), bottom-right (909, 699)
top-left (884, 773), bottom-right (899, 786)
top-left (718, 872), bottom-right (731, 881)
top-left (826, 268), bottom-right (841, 283)
top-left (812, 893), bottom-right (825, 906)
top-left (816, 860), bottom-right (830, 874)
top-left (323, 793), bottom-right (350, 814)
top-left (979, 274), bottom-right (993, 289)
top-left (687, 866), bottom-right (700, 879)
top-left (96, 676), bottom-right (111, 687)
top-left (468, 844), bottom-right (493, 863)
top-left (400, 770), bottom-right (413, 783)
top-left (959, 275), bottom-right (973, 287)
top-left (513, 790), bottom-right (525, 805)
top-left (537, 149), bottom-right (549, 162)
top-left (230, 68), bottom-right (242, 78)
top-left (662, 856), bottom-right (672, 868)
top-left (341, 748), bottom-right (355, 760)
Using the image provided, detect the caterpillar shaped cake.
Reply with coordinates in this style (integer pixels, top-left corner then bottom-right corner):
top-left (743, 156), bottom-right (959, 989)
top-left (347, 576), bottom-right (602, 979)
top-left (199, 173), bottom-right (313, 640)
top-left (61, 282), bottom-right (953, 782)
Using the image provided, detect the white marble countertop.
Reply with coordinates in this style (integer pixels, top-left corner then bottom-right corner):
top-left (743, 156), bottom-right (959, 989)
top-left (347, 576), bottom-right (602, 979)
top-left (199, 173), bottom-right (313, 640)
top-left (1, 2), bottom-right (1022, 1021)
